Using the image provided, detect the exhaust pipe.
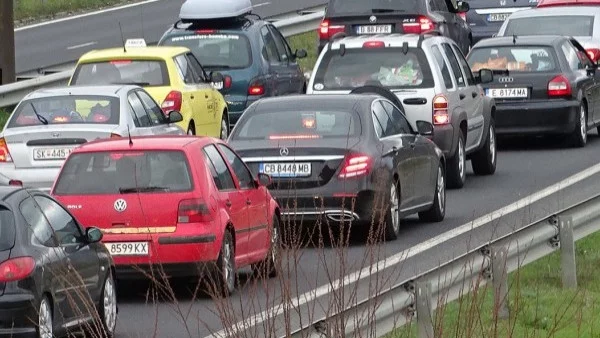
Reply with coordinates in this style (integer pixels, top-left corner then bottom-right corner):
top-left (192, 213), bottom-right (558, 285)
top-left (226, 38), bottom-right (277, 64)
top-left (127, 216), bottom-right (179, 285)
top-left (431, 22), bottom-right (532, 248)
top-left (325, 211), bottom-right (357, 222)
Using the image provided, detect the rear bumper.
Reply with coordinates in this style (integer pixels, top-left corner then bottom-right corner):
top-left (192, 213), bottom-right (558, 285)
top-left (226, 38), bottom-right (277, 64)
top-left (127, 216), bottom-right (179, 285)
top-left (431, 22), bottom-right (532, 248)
top-left (495, 100), bottom-right (579, 136)
top-left (114, 262), bottom-right (215, 280)
top-left (0, 164), bottom-right (58, 191)
top-left (433, 124), bottom-right (456, 158)
top-left (0, 293), bottom-right (37, 338)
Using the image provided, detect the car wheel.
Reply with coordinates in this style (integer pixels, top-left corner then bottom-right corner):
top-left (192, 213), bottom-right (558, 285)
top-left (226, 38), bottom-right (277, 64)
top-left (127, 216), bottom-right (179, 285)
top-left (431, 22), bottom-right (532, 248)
top-left (418, 164), bottom-right (446, 222)
top-left (210, 230), bottom-right (235, 296)
top-left (569, 102), bottom-right (587, 148)
top-left (99, 271), bottom-right (117, 337)
top-left (252, 216), bottom-right (281, 278)
top-left (220, 113), bottom-right (229, 140)
top-left (383, 182), bottom-right (401, 241)
top-left (187, 121), bottom-right (196, 136)
top-left (38, 296), bottom-right (53, 338)
top-left (447, 132), bottom-right (466, 189)
top-left (471, 119), bottom-right (497, 175)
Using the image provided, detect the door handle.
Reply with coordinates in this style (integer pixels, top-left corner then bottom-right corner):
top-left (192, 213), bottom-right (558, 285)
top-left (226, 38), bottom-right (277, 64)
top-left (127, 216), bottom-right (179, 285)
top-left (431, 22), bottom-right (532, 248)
top-left (472, 92), bottom-right (478, 98)
top-left (459, 93), bottom-right (466, 100)
top-left (205, 95), bottom-right (209, 99)
top-left (191, 95), bottom-right (195, 99)
top-left (225, 200), bottom-right (232, 207)
top-left (246, 199), bottom-right (252, 205)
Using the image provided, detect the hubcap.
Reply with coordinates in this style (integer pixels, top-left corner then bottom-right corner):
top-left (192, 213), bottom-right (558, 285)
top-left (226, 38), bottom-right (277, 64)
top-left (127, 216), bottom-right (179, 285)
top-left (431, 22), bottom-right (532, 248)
top-left (390, 184), bottom-right (400, 233)
top-left (580, 105), bottom-right (587, 142)
top-left (223, 238), bottom-right (233, 287)
top-left (39, 299), bottom-right (52, 338)
top-left (221, 120), bottom-right (228, 140)
top-left (489, 125), bottom-right (496, 165)
top-left (458, 138), bottom-right (465, 179)
top-left (103, 276), bottom-right (117, 333)
top-left (437, 167), bottom-right (445, 213)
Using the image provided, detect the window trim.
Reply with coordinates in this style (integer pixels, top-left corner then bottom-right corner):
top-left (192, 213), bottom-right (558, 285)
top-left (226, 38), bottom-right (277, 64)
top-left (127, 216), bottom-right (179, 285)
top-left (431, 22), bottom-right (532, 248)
top-left (19, 196), bottom-right (58, 248)
top-left (451, 44), bottom-right (475, 86)
top-left (202, 144), bottom-right (238, 192)
top-left (135, 90), bottom-right (169, 125)
top-left (127, 91), bottom-right (152, 127)
top-left (379, 99), bottom-right (415, 135)
top-left (442, 43), bottom-right (466, 88)
top-left (431, 44), bottom-right (456, 90)
top-left (33, 194), bottom-right (86, 246)
top-left (216, 143), bottom-right (257, 190)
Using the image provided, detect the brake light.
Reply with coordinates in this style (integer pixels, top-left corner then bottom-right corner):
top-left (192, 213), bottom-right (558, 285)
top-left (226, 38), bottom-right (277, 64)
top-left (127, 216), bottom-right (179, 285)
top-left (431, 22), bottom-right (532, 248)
top-left (161, 91), bottom-right (182, 114)
top-left (0, 257), bottom-right (35, 283)
top-left (0, 138), bottom-right (12, 162)
top-left (178, 198), bottom-right (212, 223)
top-left (363, 41), bottom-right (385, 49)
top-left (8, 180), bottom-right (22, 187)
top-left (195, 29), bottom-right (216, 33)
top-left (402, 16), bottom-right (435, 34)
top-left (547, 75), bottom-right (571, 97)
top-left (110, 133), bottom-right (121, 138)
top-left (319, 19), bottom-right (345, 40)
top-left (110, 60), bottom-right (132, 65)
top-left (432, 95), bottom-right (450, 125)
top-left (268, 134), bottom-right (321, 140)
top-left (248, 80), bottom-right (265, 95)
top-left (338, 154), bottom-right (372, 179)
top-left (224, 75), bottom-right (232, 89)
top-left (586, 48), bottom-right (600, 62)
top-left (458, 12), bottom-right (467, 21)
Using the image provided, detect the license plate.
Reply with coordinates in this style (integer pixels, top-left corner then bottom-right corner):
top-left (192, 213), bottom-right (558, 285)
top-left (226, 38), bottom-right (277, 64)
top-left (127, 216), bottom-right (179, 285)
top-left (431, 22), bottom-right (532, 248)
top-left (33, 147), bottom-right (74, 160)
top-left (487, 13), bottom-right (511, 22)
top-left (485, 88), bottom-right (528, 98)
top-left (105, 242), bottom-right (149, 256)
top-left (259, 162), bottom-right (312, 177)
top-left (356, 25), bottom-right (392, 34)
top-left (212, 81), bottom-right (223, 90)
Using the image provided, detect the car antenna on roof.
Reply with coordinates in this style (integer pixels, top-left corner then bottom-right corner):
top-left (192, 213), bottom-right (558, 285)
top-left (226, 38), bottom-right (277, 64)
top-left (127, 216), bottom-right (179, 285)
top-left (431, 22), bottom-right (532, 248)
top-left (119, 22), bottom-right (127, 53)
top-left (127, 124), bottom-right (133, 146)
top-left (340, 43), bottom-right (346, 56)
top-left (402, 41), bottom-right (409, 54)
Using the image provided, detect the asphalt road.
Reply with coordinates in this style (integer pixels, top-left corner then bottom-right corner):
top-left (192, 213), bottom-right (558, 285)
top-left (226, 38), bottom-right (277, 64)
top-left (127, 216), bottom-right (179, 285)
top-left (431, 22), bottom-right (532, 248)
top-left (111, 133), bottom-right (600, 338)
top-left (14, 0), bottom-right (327, 74)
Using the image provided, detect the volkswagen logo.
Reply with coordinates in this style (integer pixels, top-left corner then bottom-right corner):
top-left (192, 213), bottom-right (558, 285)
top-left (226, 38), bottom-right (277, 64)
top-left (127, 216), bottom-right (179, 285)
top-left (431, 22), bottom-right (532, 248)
top-left (500, 0), bottom-right (506, 5)
top-left (369, 15), bottom-right (377, 23)
top-left (280, 147), bottom-right (289, 156)
top-left (51, 132), bottom-right (60, 138)
top-left (498, 77), bottom-right (513, 83)
top-left (114, 199), bottom-right (127, 212)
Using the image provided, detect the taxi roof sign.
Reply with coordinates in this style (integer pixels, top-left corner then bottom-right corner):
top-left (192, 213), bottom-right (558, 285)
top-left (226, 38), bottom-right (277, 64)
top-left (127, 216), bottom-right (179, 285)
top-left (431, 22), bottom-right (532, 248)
top-left (125, 39), bottom-right (147, 48)
top-left (179, 0), bottom-right (253, 20)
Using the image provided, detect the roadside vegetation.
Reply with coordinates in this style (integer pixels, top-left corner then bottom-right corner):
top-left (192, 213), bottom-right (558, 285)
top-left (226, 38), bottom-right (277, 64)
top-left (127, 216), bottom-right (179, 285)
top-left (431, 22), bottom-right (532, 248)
top-left (287, 31), bottom-right (319, 73)
top-left (14, 0), bottom-right (143, 23)
top-left (0, 109), bottom-right (9, 129)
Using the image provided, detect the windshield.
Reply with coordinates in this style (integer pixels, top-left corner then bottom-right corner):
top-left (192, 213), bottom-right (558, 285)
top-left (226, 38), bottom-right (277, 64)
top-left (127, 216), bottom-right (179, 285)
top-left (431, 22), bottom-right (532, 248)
top-left (330, 0), bottom-right (422, 14)
top-left (54, 150), bottom-right (193, 195)
top-left (161, 33), bottom-right (252, 69)
top-left (8, 95), bottom-right (120, 127)
top-left (468, 46), bottom-right (558, 72)
top-left (313, 47), bottom-right (434, 91)
top-left (71, 60), bottom-right (169, 86)
top-left (504, 16), bottom-right (594, 36)
top-left (231, 110), bottom-right (361, 140)
top-left (0, 207), bottom-right (15, 252)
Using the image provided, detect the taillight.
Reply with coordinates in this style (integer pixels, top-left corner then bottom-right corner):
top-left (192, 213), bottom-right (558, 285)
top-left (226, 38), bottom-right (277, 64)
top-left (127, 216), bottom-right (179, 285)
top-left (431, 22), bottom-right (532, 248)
top-left (8, 180), bottom-right (22, 186)
top-left (432, 95), bottom-right (450, 125)
top-left (338, 154), bottom-right (372, 179)
top-left (110, 133), bottom-right (121, 138)
top-left (248, 79), bottom-right (265, 96)
top-left (178, 198), bottom-right (212, 223)
top-left (0, 257), bottom-right (35, 283)
top-left (547, 75), bottom-right (571, 97)
top-left (0, 137), bottom-right (12, 163)
top-left (586, 48), bottom-right (600, 62)
top-left (224, 75), bottom-right (232, 89)
top-left (319, 19), bottom-right (345, 40)
top-left (458, 12), bottom-right (467, 21)
top-left (363, 41), bottom-right (386, 49)
top-left (402, 16), bottom-right (435, 34)
top-left (161, 91), bottom-right (183, 114)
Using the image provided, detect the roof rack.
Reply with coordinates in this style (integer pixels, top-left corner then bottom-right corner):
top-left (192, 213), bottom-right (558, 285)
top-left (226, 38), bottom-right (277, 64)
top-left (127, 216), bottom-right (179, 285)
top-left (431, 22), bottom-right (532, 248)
top-left (416, 30), bottom-right (443, 48)
top-left (179, 0), bottom-right (253, 21)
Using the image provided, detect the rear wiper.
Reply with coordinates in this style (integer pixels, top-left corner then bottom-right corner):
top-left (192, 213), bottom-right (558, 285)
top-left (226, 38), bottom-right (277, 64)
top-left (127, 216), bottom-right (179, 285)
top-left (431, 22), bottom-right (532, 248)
top-left (111, 81), bottom-right (151, 86)
top-left (371, 8), bottom-right (405, 13)
top-left (29, 102), bottom-right (48, 125)
top-left (119, 186), bottom-right (170, 194)
top-left (204, 65), bottom-right (231, 69)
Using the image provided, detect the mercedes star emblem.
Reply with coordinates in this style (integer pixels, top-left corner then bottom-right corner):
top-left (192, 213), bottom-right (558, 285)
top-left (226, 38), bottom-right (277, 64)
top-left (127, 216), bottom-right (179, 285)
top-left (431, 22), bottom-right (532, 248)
top-left (114, 199), bottom-right (127, 212)
top-left (369, 15), bottom-right (377, 23)
top-left (280, 147), bottom-right (289, 156)
top-left (51, 132), bottom-right (60, 138)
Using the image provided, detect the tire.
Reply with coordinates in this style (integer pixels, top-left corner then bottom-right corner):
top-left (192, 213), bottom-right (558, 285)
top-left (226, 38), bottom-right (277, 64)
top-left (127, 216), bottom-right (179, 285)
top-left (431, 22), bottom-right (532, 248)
top-left (252, 216), bottom-right (281, 278)
top-left (447, 132), bottom-right (466, 189)
top-left (569, 102), bottom-right (587, 148)
top-left (37, 296), bottom-right (53, 338)
top-left (187, 121), bottom-right (196, 136)
top-left (210, 230), bottom-right (235, 296)
top-left (471, 119), bottom-right (497, 175)
top-left (99, 271), bottom-right (117, 338)
top-left (418, 164), bottom-right (446, 222)
top-left (383, 182), bottom-right (401, 241)
top-left (220, 113), bottom-right (229, 140)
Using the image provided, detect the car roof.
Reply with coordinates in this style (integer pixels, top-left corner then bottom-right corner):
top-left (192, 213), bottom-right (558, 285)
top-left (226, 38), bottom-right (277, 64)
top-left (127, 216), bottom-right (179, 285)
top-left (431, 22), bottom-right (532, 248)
top-left (474, 35), bottom-right (567, 48)
top-left (77, 46), bottom-right (190, 62)
top-left (23, 85), bottom-right (137, 100)
top-left (325, 33), bottom-right (452, 49)
top-left (71, 135), bottom-right (214, 153)
top-left (249, 94), bottom-right (379, 112)
top-left (507, 5), bottom-right (600, 17)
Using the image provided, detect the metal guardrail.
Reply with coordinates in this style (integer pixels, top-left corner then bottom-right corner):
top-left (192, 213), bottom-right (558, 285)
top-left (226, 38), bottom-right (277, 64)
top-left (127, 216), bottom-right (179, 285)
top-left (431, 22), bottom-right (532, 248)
top-left (0, 8), bottom-right (325, 109)
top-left (282, 193), bottom-right (600, 338)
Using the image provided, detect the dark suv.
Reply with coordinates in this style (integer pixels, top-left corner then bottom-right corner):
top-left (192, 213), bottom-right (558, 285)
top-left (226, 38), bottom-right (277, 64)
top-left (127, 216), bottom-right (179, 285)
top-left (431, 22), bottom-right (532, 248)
top-left (464, 0), bottom-right (534, 45)
top-left (317, 0), bottom-right (472, 55)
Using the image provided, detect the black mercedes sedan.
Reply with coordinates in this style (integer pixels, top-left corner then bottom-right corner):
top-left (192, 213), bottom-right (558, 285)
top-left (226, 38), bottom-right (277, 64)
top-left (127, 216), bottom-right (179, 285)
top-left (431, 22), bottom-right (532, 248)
top-left (227, 93), bottom-right (446, 241)
top-left (467, 35), bottom-right (600, 147)
top-left (0, 186), bottom-right (117, 338)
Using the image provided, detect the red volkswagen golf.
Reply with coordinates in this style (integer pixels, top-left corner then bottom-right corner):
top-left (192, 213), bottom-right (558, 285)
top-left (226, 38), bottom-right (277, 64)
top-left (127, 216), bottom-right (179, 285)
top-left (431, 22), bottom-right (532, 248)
top-left (51, 135), bottom-right (281, 295)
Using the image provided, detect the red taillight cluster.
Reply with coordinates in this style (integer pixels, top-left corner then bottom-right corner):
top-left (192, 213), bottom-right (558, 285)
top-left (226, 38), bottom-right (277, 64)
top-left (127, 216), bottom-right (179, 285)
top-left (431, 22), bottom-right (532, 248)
top-left (586, 48), bottom-right (600, 63)
top-left (319, 19), bottom-right (345, 40)
top-left (363, 41), bottom-right (386, 49)
top-left (224, 75), bottom-right (232, 89)
top-left (248, 79), bottom-right (265, 96)
top-left (432, 95), bottom-right (450, 125)
top-left (178, 198), bottom-right (212, 223)
top-left (8, 180), bottom-right (22, 187)
top-left (547, 75), bottom-right (571, 97)
top-left (161, 91), bottom-right (183, 114)
top-left (0, 137), bottom-right (12, 163)
top-left (458, 12), bottom-right (467, 21)
top-left (402, 16), bottom-right (435, 34)
top-left (338, 154), bottom-right (372, 179)
top-left (0, 257), bottom-right (35, 283)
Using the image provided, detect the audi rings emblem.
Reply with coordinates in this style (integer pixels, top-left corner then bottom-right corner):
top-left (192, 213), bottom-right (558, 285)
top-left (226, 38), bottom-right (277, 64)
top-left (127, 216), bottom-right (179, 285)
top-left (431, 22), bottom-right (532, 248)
top-left (114, 199), bottom-right (127, 212)
top-left (498, 77), bottom-right (513, 83)
top-left (369, 15), bottom-right (377, 23)
top-left (280, 147), bottom-right (289, 156)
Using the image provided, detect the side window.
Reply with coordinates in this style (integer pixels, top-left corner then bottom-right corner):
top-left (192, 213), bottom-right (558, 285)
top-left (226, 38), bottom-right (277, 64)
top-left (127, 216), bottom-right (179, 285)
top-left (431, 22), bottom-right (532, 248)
top-left (260, 26), bottom-right (281, 64)
top-left (174, 54), bottom-right (200, 84)
top-left (128, 92), bottom-right (151, 127)
top-left (372, 113), bottom-right (384, 138)
top-left (269, 25), bottom-right (291, 63)
top-left (562, 42), bottom-right (584, 71)
top-left (372, 101), bottom-right (396, 137)
top-left (451, 44), bottom-right (475, 86)
top-left (186, 53), bottom-right (207, 82)
top-left (19, 197), bottom-right (56, 247)
top-left (429, 0), bottom-right (441, 11)
top-left (136, 91), bottom-right (168, 125)
top-left (218, 144), bottom-right (255, 189)
top-left (381, 101), bottom-right (414, 134)
top-left (34, 196), bottom-right (82, 246)
top-left (202, 145), bottom-right (236, 191)
top-left (442, 43), bottom-right (465, 87)
top-left (431, 45), bottom-right (454, 89)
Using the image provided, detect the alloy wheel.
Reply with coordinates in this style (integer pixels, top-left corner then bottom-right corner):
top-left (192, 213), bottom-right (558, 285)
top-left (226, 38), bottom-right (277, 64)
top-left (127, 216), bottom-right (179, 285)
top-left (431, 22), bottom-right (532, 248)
top-left (458, 137), bottom-right (465, 180)
top-left (580, 105), bottom-right (587, 143)
top-left (103, 275), bottom-right (117, 334)
top-left (437, 167), bottom-right (445, 214)
top-left (38, 298), bottom-right (52, 338)
top-left (220, 119), bottom-right (229, 140)
top-left (390, 184), bottom-right (400, 233)
top-left (489, 125), bottom-right (496, 166)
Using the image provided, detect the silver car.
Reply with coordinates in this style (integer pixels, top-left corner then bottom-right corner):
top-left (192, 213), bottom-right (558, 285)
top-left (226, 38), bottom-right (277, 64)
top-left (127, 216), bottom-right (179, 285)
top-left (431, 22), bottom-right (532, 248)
top-left (0, 85), bottom-right (185, 190)
top-left (307, 34), bottom-right (497, 189)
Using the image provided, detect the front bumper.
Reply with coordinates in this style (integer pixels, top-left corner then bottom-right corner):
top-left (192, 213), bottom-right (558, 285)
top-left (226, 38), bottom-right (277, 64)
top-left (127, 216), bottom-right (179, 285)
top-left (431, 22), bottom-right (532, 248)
top-left (0, 293), bottom-right (37, 338)
top-left (0, 164), bottom-right (58, 192)
top-left (494, 99), bottom-right (579, 136)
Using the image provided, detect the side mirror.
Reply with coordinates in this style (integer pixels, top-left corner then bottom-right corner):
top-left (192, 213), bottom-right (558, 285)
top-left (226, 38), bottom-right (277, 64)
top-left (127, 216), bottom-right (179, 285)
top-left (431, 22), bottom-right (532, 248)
top-left (257, 173), bottom-right (272, 186)
top-left (210, 71), bottom-right (225, 89)
top-left (86, 227), bottom-right (103, 244)
top-left (295, 49), bottom-right (308, 59)
top-left (456, 1), bottom-right (470, 13)
top-left (478, 68), bottom-right (494, 84)
top-left (416, 120), bottom-right (434, 136)
top-left (168, 110), bottom-right (183, 123)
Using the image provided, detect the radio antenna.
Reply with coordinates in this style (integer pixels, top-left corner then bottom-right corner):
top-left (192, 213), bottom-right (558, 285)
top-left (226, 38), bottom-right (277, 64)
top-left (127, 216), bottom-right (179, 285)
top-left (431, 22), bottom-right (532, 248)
top-left (127, 124), bottom-right (133, 146)
top-left (119, 22), bottom-right (127, 52)
top-left (141, 5), bottom-right (145, 41)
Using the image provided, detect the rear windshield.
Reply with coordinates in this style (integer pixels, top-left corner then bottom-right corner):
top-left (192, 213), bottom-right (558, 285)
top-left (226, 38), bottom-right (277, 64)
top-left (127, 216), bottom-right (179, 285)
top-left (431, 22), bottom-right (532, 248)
top-left (54, 150), bottom-right (193, 195)
top-left (161, 33), bottom-right (252, 70)
top-left (504, 16), bottom-right (594, 36)
top-left (0, 207), bottom-right (15, 252)
top-left (329, 0), bottom-right (423, 15)
top-left (71, 60), bottom-right (169, 86)
top-left (231, 110), bottom-right (361, 140)
top-left (313, 47), bottom-right (434, 91)
top-left (8, 95), bottom-right (120, 127)
top-left (468, 46), bottom-right (558, 72)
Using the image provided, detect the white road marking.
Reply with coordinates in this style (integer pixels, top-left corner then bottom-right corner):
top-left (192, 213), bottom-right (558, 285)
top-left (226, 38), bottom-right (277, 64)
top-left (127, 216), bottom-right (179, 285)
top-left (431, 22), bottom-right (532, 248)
top-left (66, 41), bottom-right (97, 50)
top-left (15, 0), bottom-right (163, 32)
top-left (206, 161), bottom-right (600, 338)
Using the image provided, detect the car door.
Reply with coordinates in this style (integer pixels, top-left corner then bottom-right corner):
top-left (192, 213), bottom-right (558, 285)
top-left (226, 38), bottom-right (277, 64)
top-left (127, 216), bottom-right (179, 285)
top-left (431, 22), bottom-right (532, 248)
top-left (217, 144), bottom-right (269, 256)
top-left (136, 89), bottom-right (183, 135)
top-left (201, 144), bottom-right (251, 261)
top-left (269, 25), bottom-right (305, 94)
top-left (186, 52), bottom-right (222, 131)
top-left (569, 39), bottom-right (600, 125)
top-left (174, 54), bottom-right (214, 131)
top-left (260, 25), bottom-right (289, 95)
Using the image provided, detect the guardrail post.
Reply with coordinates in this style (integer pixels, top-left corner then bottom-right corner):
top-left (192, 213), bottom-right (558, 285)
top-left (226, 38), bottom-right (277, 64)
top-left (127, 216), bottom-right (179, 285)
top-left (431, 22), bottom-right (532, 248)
top-left (558, 215), bottom-right (577, 289)
top-left (491, 245), bottom-right (510, 320)
top-left (415, 280), bottom-right (434, 338)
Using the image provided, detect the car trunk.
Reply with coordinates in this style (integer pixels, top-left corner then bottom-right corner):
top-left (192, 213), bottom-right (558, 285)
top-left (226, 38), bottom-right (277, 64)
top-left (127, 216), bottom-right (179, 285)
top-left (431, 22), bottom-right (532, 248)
top-left (391, 88), bottom-right (437, 126)
top-left (144, 86), bottom-right (176, 108)
top-left (482, 71), bottom-right (565, 104)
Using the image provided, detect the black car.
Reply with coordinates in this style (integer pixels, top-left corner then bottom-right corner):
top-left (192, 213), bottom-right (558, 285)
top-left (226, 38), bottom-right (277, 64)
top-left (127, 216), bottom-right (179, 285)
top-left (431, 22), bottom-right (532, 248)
top-left (463, 0), bottom-right (535, 45)
top-left (317, 0), bottom-right (472, 55)
top-left (467, 35), bottom-right (600, 147)
top-left (227, 92), bottom-right (446, 241)
top-left (0, 187), bottom-right (117, 338)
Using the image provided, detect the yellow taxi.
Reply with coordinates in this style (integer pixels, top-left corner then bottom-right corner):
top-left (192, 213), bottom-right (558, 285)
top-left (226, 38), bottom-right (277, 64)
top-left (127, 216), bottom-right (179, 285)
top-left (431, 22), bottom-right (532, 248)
top-left (69, 39), bottom-right (230, 139)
